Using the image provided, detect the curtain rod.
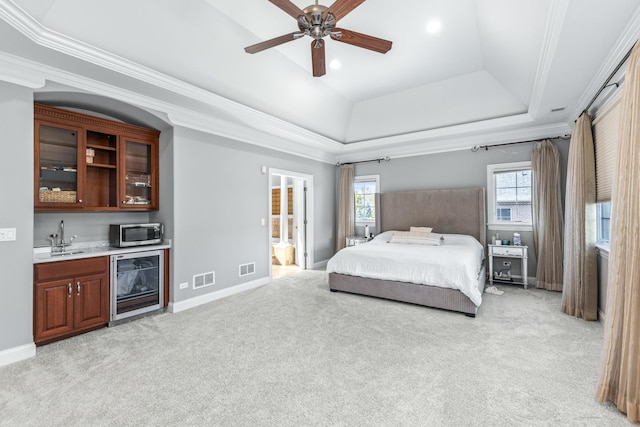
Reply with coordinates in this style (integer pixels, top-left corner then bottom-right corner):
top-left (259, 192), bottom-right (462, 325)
top-left (581, 41), bottom-right (636, 116)
top-left (471, 135), bottom-right (571, 152)
top-left (336, 156), bottom-right (390, 166)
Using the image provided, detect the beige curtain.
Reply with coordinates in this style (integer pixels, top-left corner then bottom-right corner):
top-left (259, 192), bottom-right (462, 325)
top-left (596, 41), bottom-right (640, 423)
top-left (531, 140), bottom-right (564, 291)
top-left (561, 113), bottom-right (598, 319)
top-left (336, 164), bottom-right (354, 251)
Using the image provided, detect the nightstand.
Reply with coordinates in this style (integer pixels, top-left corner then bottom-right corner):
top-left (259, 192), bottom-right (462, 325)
top-left (488, 244), bottom-right (528, 289)
top-left (346, 236), bottom-right (371, 247)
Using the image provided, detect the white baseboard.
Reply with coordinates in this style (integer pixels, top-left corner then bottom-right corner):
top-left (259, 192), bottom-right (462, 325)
top-left (168, 276), bottom-right (271, 313)
top-left (0, 343), bottom-right (36, 367)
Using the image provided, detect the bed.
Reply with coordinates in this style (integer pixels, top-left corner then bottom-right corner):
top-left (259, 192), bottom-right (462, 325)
top-left (327, 187), bottom-right (487, 316)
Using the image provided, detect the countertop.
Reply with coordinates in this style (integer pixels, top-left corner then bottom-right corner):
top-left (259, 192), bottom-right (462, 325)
top-left (33, 240), bottom-right (172, 264)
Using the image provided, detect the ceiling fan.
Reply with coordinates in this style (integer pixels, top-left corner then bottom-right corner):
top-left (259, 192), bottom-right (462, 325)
top-left (244, 0), bottom-right (393, 77)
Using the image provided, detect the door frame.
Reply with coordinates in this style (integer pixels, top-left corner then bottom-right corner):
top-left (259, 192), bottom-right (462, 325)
top-left (268, 168), bottom-right (314, 276)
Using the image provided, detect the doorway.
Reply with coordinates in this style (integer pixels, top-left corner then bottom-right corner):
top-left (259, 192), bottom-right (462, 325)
top-left (269, 169), bottom-right (314, 279)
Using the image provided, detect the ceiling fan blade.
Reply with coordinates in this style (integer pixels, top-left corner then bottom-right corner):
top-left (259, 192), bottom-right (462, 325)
top-left (245, 32), bottom-right (300, 54)
top-left (311, 40), bottom-right (326, 77)
top-left (269, 0), bottom-right (305, 20)
top-left (331, 28), bottom-right (392, 53)
top-left (323, 0), bottom-right (365, 22)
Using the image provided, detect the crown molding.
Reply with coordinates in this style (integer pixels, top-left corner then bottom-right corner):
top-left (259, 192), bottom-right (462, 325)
top-left (0, 52), bottom-right (44, 88)
top-left (340, 113), bottom-right (535, 153)
top-left (335, 121), bottom-right (572, 163)
top-left (527, 0), bottom-right (570, 119)
top-left (569, 5), bottom-right (640, 121)
top-left (167, 110), bottom-right (337, 164)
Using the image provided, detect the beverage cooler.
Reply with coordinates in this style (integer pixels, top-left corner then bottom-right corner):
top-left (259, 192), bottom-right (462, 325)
top-left (110, 250), bottom-right (164, 323)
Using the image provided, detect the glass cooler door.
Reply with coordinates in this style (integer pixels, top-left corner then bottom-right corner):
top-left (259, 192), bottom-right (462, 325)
top-left (111, 250), bottom-right (163, 321)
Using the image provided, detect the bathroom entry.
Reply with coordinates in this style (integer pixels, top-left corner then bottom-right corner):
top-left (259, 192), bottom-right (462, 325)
top-left (269, 169), bottom-right (314, 278)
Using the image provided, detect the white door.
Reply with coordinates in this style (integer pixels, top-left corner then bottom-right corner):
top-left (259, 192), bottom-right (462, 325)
top-left (269, 168), bottom-right (314, 275)
top-left (293, 178), bottom-right (307, 268)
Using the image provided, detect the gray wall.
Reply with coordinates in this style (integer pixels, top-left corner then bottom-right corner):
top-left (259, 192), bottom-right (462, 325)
top-left (170, 127), bottom-right (335, 303)
top-left (150, 127), bottom-right (175, 300)
top-left (0, 82), bottom-right (35, 352)
top-left (352, 139), bottom-right (570, 280)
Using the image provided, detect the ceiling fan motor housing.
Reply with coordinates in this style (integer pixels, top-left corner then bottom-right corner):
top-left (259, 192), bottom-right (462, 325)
top-left (298, 4), bottom-right (337, 41)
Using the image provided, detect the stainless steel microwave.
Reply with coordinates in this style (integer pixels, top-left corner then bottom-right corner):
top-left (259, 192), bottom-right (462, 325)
top-left (109, 223), bottom-right (163, 247)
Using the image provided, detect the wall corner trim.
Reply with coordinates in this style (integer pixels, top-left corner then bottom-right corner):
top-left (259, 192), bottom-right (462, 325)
top-left (168, 277), bottom-right (271, 313)
top-left (0, 343), bottom-right (36, 367)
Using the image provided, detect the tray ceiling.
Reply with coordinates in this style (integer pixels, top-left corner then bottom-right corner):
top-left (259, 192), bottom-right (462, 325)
top-left (1, 0), bottom-right (640, 162)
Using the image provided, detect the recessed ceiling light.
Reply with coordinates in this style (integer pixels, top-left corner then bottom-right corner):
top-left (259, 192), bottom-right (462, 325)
top-left (329, 59), bottom-right (341, 70)
top-left (426, 20), bottom-right (442, 34)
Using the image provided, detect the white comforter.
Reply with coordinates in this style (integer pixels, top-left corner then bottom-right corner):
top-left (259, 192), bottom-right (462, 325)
top-left (326, 231), bottom-right (485, 306)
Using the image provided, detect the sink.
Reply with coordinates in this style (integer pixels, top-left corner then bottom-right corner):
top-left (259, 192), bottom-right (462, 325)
top-left (50, 251), bottom-right (85, 257)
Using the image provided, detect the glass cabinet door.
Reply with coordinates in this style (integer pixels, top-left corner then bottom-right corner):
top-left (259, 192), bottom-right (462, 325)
top-left (36, 123), bottom-right (83, 207)
top-left (121, 138), bottom-right (157, 209)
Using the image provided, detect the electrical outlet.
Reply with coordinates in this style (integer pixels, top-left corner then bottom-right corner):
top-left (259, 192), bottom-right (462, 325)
top-left (0, 228), bottom-right (16, 242)
top-left (179, 282), bottom-right (188, 290)
top-left (503, 261), bottom-right (512, 267)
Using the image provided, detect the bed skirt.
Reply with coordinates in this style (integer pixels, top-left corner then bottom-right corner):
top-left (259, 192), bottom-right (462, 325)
top-left (328, 267), bottom-right (486, 317)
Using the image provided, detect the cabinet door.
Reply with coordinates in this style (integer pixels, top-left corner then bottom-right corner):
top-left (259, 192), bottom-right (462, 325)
top-left (34, 279), bottom-right (75, 344)
top-left (74, 273), bottom-right (110, 331)
top-left (34, 121), bottom-right (85, 209)
top-left (120, 137), bottom-right (158, 210)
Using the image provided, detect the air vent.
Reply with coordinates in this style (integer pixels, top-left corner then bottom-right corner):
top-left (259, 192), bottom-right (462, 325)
top-left (239, 262), bottom-right (256, 277)
top-left (193, 271), bottom-right (215, 289)
top-left (551, 107), bottom-right (566, 112)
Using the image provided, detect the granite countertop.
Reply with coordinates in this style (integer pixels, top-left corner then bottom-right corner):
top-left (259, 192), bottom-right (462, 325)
top-left (33, 240), bottom-right (172, 264)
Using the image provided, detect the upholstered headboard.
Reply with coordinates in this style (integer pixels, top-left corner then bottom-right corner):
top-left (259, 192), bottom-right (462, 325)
top-left (379, 187), bottom-right (486, 246)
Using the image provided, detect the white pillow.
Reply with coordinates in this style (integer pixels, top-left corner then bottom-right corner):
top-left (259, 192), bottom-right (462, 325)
top-left (389, 231), bottom-right (443, 245)
top-left (410, 226), bottom-right (433, 233)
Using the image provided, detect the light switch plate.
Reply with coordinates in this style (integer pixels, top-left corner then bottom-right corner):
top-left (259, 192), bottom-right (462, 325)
top-left (0, 228), bottom-right (16, 242)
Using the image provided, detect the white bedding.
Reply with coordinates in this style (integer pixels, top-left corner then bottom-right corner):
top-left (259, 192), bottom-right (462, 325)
top-left (326, 231), bottom-right (485, 306)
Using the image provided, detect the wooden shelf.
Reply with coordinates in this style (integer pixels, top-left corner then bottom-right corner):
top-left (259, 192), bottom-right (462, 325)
top-left (87, 163), bottom-right (116, 169)
top-left (87, 143), bottom-right (116, 151)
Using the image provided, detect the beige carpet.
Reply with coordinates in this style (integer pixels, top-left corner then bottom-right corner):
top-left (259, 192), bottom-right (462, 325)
top-left (0, 270), bottom-right (626, 426)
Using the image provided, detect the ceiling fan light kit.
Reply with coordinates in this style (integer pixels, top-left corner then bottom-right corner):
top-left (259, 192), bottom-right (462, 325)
top-left (244, 0), bottom-right (393, 77)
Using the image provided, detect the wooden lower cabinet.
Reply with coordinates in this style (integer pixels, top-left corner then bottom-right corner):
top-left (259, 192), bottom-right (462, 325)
top-left (34, 257), bottom-right (109, 345)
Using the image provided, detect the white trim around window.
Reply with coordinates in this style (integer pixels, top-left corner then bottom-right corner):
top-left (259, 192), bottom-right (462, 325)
top-left (487, 161), bottom-right (533, 232)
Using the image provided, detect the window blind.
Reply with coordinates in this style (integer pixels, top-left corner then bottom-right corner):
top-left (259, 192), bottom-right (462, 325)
top-left (593, 98), bottom-right (621, 202)
top-left (272, 188), bottom-right (293, 216)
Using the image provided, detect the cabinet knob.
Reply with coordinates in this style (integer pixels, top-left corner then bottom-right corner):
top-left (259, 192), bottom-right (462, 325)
top-left (78, 199), bottom-right (82, 203)
top-left (76, 282), bottom-right (80, 295)
top-left (68, 283), bottom-right (72, 297)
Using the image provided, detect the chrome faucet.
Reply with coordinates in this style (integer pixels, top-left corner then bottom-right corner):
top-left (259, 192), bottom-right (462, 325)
top-left (49, 220), bottom-right (77, 253)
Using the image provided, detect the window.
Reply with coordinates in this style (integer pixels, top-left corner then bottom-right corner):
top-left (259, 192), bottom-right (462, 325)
top-left (354, 175), bottom-right (379, 223)
top-left (597, 202), bottom-right (611, 242)
top-left (487, 161), bottom-right (532, 231)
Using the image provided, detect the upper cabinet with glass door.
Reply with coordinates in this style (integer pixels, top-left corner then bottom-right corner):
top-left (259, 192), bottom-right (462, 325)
top-left (35, 117), bottom-right (84, 209)
top-left (34, 104), bottom-right (160, 212)
top-left (120, 136), bottom-right (158, 210)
